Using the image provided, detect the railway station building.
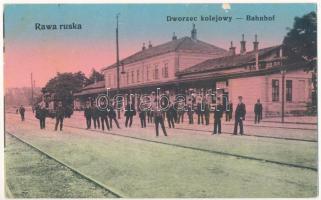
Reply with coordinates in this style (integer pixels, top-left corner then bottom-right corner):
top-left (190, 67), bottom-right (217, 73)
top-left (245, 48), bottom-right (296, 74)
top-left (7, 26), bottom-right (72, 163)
top-left (74, 25), bottom-right (313, 118)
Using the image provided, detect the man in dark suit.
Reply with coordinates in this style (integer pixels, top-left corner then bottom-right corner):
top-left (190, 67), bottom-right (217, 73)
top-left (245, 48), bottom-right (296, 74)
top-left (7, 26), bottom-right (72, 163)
top-left (166, 104), bottom-right (176, 128)
top-left (177, 103), bottom-right (185, 124)
top-left (125, 102), bottom-right (136, 128)
top-left (213, 98), bottom-right (224, 134)
top-left (152, 98), bottom-right (168, 137)
top-left (196, 102), bottom-right (204, 125)
top-left (92, 102), bottom-right (100, 129)
top-left (138, 106), bottom-right (147, 128)
top-left (254, 99), bottom-right (263, 124)
top-left (19, 105), bottom-right (25, 121)
top-left (84, 102), bottom-right (92, 129)
top-left (55, 101), bottom-right (65, 131)
top-left (99, 101), bottom-right (110, 131)
top-left (233, 96), bottom-right (246, 135)
top-left (108, 103), bottom-right (120, 129)
top-left (187, 104), bottom-right (194, 124)
top-left (204, 102), bottom-right (211, 125)
top-left (35, 102), bottom-right (47, 130)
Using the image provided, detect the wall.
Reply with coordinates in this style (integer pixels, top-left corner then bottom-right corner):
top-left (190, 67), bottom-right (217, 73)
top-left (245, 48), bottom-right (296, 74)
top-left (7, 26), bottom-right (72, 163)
top-left (229, 69), bottom-right (312, 118)
top-left (265, 69), bottom-right (312, 116)
top-left (229, 76), bottom-right (266, 118)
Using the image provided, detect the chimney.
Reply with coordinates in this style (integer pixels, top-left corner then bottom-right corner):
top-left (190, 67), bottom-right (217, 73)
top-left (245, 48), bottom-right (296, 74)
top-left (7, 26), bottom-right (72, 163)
top-left (148, 41), bottom-right (152, 48)
top-left (240, 34), bottom-right (246, 54)
top-left (142, 42), bottom-right (146, 51)
top-left (191, 23), bottom-right (197, 40)
top-left (253, 34), bottom-right (259, 51)
top-left (229, 41), bottom-right (236, 56)
top-left (172, 32), bottom-right (177, 40)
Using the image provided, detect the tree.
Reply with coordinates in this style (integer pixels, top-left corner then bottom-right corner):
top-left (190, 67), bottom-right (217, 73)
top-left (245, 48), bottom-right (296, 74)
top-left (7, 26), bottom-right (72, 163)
top-left (283, 11), bottom-right (317, 106)
top-left (87, 68), bottom-right (105, 85)
top-left (42, 71), bottom-right (89, 111)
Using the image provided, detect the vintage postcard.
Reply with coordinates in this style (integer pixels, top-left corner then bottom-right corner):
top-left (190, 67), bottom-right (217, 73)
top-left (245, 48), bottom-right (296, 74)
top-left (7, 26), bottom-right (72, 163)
top-left (3, 2), bottom-right (318, 198)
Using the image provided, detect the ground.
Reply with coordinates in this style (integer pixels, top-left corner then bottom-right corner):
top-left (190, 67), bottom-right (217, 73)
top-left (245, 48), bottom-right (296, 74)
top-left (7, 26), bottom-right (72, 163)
top-left (4, 111), bottom-right (318, 198)
top-left (5, 134), bottom-right (117, 198)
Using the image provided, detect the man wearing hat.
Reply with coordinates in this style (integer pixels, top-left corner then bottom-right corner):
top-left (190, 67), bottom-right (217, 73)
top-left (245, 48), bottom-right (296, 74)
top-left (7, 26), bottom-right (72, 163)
top-left (213, 98), bottom-right (224, 134)
top-left (55, 101), bottom-right (65, 131)
top-left (233, 96), bottom-right (246, 135)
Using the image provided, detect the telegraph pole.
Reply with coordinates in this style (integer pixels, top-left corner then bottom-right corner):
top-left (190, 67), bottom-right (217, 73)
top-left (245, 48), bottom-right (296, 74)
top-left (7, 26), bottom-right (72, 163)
top-left (116, 13), bottom-right (121, 119)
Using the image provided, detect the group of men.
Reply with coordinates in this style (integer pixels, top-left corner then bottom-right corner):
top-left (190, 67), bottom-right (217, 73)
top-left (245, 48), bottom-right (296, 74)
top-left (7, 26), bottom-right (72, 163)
top-left (18, 95), bottom-right (263, 137)
top-left (83, 101), bottom-right (120, 131)
top-left (34, 101), bottom-right (65, 131)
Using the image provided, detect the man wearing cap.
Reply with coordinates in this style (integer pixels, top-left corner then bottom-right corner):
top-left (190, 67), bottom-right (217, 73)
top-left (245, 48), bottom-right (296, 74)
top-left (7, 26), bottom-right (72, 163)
top-left (92, 101), bottom-right (100, 129)
top-left (152, 98), bottom-right (168, 137)
top-left (233, 96), bottom-right (246, 135)
top-left (254, 99), bottom-right (263, 124)
top-left (213, 98), bottom-right (224, 134)
top-left (54, 101), bottom-right (65, 131)
top-left (19, 105), bottom-right (25, 121)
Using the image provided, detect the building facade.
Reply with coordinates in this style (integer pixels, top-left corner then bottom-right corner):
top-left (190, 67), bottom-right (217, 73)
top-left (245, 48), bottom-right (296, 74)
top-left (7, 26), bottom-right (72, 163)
top-left (75, 25), bottom-right (313, 117)
top-left (101, 25), bottom-right (228, 91)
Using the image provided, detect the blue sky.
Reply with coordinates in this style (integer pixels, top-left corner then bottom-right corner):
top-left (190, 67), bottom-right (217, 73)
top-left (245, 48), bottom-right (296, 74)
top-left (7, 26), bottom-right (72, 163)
top-left (4, 3), bottom-right (317, 88)
top-left (5, 4), bottom-right (316, 46)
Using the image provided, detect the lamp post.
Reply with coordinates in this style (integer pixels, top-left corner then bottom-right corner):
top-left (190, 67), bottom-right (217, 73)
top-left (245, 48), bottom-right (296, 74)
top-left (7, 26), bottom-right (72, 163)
top-left (116, 13), bottom-right (121, 119)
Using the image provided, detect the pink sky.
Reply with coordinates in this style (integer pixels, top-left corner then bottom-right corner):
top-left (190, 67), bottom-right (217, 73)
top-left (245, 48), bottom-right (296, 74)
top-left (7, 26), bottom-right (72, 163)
top-left (5, 4), bottom-right (316, 89)
top-left (5, 37), bottom-right (279, 89)
top-left (4, 39), bottom-right (141, 89)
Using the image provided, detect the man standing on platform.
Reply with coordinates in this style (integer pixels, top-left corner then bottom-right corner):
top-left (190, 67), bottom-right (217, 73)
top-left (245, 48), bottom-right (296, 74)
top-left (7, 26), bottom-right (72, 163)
top-left (196, 102), bottom-right (204, 125)
top-left (187, 104), bottom-right (194, 124)
top-left (166, 103), bottom-right (175, 128)
top-left (92, 101), bottom-right (100, 129)
top-left (204, 102), bottom-right (211, 125)
top-left (108, 102), bottom-right (120, 129)
top-left (54, 101), bottom-right (65, 131)
top-left (153, 98), bottom-right (168, 137)
top-left (254, 99), bottom-right (263, 124)
top-left (125, 102), bottom-right (136, 128)
top-left (99, 100), bottom-right (110, 131)
top-left (138, 106), bottom-right (147, 128)
top-left (213, 98), bottom-right (224, 134)
top-left (19, 105), bottom-right (25, 121)
top-left (36, 102), bottom-right (47, 130)
top-left (233, 96), bottom-right (246, 135)
top-left (84, 102), bottom-right (92, 129)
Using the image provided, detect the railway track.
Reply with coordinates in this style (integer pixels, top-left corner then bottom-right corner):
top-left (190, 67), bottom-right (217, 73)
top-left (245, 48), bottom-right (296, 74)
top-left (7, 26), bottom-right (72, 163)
top-left (8, 117), bottom-right (318, 172)
top-left (5, 131), bottom-right (125, 198)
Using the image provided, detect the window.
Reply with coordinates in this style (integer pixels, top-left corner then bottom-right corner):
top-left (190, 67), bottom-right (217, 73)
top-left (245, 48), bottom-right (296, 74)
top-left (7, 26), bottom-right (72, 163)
top-left (131, 71), bottom-right (134, 83)
top-left (154, 65), bottom-right (159, 80)
top-left (286, 80), bottom-right (292, 102)
top-left (137, 69), bottom-right (140, 82)
top-left (164, 63), bottom-right (169, 78)
top-left (272, 79), bottom-right (279, 102)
